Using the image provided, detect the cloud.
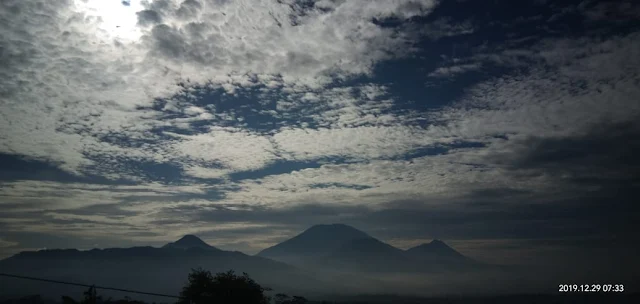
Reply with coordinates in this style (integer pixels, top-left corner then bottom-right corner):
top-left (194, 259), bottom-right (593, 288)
top-left (0, 179), bottom-right (225, 256)
top-left (165, 128), bottom-right (277, 172)
top-left (137, 9), bottom-right (163, 26)
top-left (582, 0), bottom-right (640, 22)
top-left (431, 32), bottom-right (640, 139)
top-left (0, 239), bottom-right (17, 248)
top-left (165, 25), bottom-right (640, 247)
top-left (485, 121), bottom-right (640, 182)
top-left (428, 63), bottom-right (482, 78)
top-left (272, 125), bottom-right (446, 162)
top-left (0, 0), bottom-right (438, 179)
top-left (276, 84), bottom-right (399, 128)
top-left (219, 28), bottom-right (640, 205)
top-left (0, 180), bottom-right (209, 212)
top-left (1, 0), bottom-right (639, 268)
top-left (137, 0), bottom-right (439, 86)
top-left (420, 17), bottom-right (475, 40)
top-left (182, 165), bottom-right (230, 180)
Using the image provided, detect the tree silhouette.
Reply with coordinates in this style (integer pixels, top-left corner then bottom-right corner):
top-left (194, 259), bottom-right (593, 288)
top-left (59, 287), bottom-right (103, 304)
top-left (273, 293), bottom-right (290, 304)
top-left (60, 287), bottom-right (157, 304)
top-left (81, 286), bottom-right (101, 304)
top-left (179, 268), bottom-right (270, 304)
top-left (273, 293), bottom-right (308, 304)
top-left (288, 296), bottom-right (308, 304)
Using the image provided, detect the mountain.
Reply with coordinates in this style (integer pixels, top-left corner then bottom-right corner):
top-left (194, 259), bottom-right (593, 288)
top-left (406, 239), bottom-right (465, 259)
top-left (319, 237), bottom-right (412, 272)
top-left (162, 234), bottom-right (218, 250)
top-left (257, 224), bottom-right (371, 265)
top-left (257, 224), bottom-right (477, 274)
top-left (0, 236), bottom-right (329, 301)
top-left (0, 228), bottom-right (489, 301)
top-left (406, 240), bottom-right (484, 272)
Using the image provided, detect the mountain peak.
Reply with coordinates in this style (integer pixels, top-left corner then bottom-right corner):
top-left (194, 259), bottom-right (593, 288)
top-left (256, 223), bottom-right (371, 262)
top-left (306, 223), bottom-right (366, 233)
top-left (298, 224), bottom-right (372, 242)
top-left (406, 239), bottom-right (464, 258)
top-left (178, 234), bottom-right (204, 242)
top-left (163, 235), bottom-right (217, 250)
top-left (429, 239), bottom-right (446, 246)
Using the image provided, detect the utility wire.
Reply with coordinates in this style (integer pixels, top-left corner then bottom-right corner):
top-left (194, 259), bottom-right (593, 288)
top-left (0, 273), bottom-right (183, 300)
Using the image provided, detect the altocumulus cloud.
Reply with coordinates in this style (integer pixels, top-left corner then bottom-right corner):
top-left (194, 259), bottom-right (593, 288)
top-left (0, 0), bottom-right (639, 267)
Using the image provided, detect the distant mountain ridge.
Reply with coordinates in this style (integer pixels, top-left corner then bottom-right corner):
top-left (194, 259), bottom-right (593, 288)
top-left (407, 239), bottom-right (462, 256)
top-left (257, 224), bottom-right (480, 273)
top-left (162, 234), bottom-right (219, 250)
top-left (406, 239), bottom-right (465, 258)
top-left (0, 235), bottom-right (327, 301)
top-left (0, 225), bottom-right (486, 301)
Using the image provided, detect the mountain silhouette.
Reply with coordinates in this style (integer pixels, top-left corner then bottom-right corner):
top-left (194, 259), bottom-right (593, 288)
top-left (331, 237), bottom-right (406, 258)
top-left (162, 235), bottom-right (218, 250)
top-left (0, 235), bottom-right (327, 301)
top-left (406, 239), bottom-right (465, 258)
top-left (256, 224), bottom-right (371, 265)
top-left (257, 224), bottom-right (477, 273)
top-left (0, 229), bottom-right (488, 301)
top-left (319, 237), bottom-right (412, 272)
top-left (405, 240), bottom-right (484, 272)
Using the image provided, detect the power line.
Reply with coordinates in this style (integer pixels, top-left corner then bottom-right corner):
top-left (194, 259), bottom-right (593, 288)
top-left (0, 273), bottom-right (183, 300)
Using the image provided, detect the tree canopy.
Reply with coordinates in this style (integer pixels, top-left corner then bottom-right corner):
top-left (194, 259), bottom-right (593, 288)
top-left (179, 268), bottom-right (270, 304)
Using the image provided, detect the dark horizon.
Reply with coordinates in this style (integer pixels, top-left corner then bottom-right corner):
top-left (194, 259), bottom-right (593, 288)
top-left (2, 224), bottom-right (466, 256)
top-left (1, 223), bottom-right (637, 299)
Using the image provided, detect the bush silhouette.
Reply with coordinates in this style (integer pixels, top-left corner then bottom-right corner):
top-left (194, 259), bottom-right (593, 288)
top-left (179, 268), bottom-right (270, 304)
top-left (273, 293), bottom-right (308, 304)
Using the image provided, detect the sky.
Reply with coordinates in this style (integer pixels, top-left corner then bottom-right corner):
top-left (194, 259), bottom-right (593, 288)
top-left (0, 0), bottom-right (639, 267)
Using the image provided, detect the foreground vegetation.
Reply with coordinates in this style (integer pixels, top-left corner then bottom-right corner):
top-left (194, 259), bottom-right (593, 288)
top-left (1, 268), bottom-right (638, 304)
top-left (0, 268), bottom-right (311, 304)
